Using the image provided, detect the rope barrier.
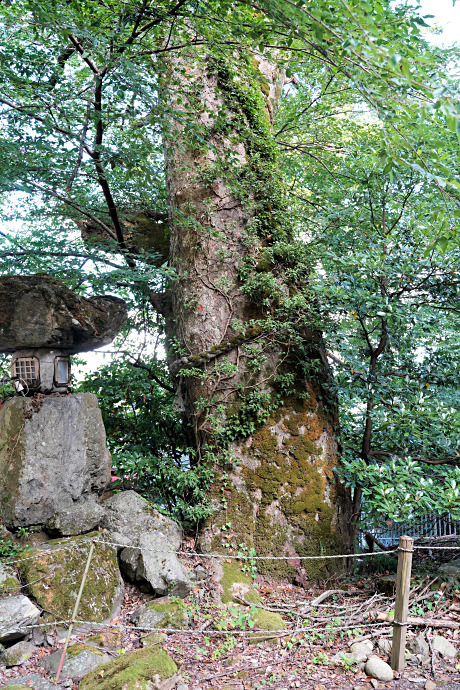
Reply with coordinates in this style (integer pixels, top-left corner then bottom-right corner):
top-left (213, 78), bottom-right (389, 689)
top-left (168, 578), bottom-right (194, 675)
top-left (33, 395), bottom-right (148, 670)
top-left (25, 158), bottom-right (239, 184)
top-left (1, 534), bottom-right (458, 571)
top-left (1, 540), bottom-right (89, 565)
top-left (20, 618), bottom-right (391, 638)
top-left (95, 539), bottom-right (398, 560)
top-left (413, 545), bottom-right (460, 550)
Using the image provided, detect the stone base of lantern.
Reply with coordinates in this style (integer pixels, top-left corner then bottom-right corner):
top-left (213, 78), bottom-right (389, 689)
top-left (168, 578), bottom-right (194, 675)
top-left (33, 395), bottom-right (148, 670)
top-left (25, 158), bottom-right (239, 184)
top-left (0, 393), bottom-right (111, 533)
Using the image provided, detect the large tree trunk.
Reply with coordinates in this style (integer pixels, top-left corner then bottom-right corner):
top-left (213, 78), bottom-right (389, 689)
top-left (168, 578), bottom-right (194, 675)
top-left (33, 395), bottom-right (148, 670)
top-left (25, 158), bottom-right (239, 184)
top-left (161, 49), bottom-right (353, 580)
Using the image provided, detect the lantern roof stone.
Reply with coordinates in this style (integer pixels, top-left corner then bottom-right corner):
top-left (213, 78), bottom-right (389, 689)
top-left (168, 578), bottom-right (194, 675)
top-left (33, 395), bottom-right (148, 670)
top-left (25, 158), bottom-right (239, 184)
top-left (0, 274), bottom-right (127, 353)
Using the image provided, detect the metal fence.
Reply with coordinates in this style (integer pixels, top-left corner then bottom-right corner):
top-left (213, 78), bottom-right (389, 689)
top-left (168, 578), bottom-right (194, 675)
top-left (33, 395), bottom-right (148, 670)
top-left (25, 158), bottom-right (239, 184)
top-left (363, 514), bottom-right (460, 547)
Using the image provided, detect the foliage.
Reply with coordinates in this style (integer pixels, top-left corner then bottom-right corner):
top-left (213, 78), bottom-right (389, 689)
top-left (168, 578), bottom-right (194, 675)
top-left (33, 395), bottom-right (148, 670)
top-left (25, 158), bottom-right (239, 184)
top-left (0, 537), bottom-right (26, 559)
top-left (275, 61), bottom-right (460, 525)
top-left (78, 355), bottom-right (215, 524)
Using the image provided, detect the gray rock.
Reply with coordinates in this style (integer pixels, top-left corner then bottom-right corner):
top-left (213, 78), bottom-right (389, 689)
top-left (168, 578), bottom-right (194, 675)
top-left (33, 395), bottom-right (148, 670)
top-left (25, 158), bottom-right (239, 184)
top-left (432, 635), bottom-right (457, 658)
top-left (0, 595), bottom-right (41, 644)
top-left (439, 559), bottom-right (460, 578)
top-left (0, 639), bottom-right (36, 666)
top-left (45, 498), bottom-right (105, 536)
top-left (3, 672), bottom-right (57, 689)
top-left (132, 596), bottom-right (189, 631)
top-left (350, 640), bottom-right (373, 662)
top-left (120, 531), bottom-right (191, 598)
top-left (41, 644), bottom-right (107, 678)
top-left (0, 562), bottom-right (21, 594)
top-left (0, 394), bottom-right (111, 530)
top-left (364, 656), bottom-right (394, 682)
top-left (408, 633), bottom-right (430, 658)
top-left (101, 491), bottom-right (182, 550)
top-left (31, 626), bottom-right (47, 647)
top-left (108, 531), bottom-right (132, 550)
top-left (191, 565), bottom-right (207, 582)
top-left (376, 639), bottom-right (392, 656)
top-left (0, 274), bottom-right (127, 354)
top-left (425, 681), bottom-right (436, 690)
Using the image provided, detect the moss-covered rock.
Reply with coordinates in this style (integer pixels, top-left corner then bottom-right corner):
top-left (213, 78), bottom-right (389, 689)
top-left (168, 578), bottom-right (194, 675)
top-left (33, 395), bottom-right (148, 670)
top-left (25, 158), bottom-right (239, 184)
top-left (132, 597), bottom-right (189, 630)
top-left (87, 630), bottom-right (123, 652)
top-left (79, 646), bottom-right (181, 690)
top-left (0, 562), bottom-right (21, 594)
top-left (219, 561), bottom-right (260, 605)
top-left (376, 574), bottom-right (397, 596)
top-left (218, 562), bottom-right (286, 643)
top-left (0, 640), bottom-right (35, 667)
top-left (16, 533), bottom-right (124, 622)
top-left (67, 643), bottom-right (104, 659)
top-left (249, 608), bottom-right (286, 643)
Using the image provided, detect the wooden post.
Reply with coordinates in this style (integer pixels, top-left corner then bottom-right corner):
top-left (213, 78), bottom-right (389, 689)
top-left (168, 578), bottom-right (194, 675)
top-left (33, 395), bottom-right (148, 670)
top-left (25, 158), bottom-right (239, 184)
top-left (55, 539), bottom-right (96, 683)
top-left (391, 535), bottom-right (414, 673)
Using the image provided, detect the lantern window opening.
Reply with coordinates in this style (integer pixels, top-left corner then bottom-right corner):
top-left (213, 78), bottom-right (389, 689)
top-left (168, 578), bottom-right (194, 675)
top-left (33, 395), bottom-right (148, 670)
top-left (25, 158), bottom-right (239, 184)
top-left (54, 356), bottom-right (71, 386)
top-left (11, 357), bottom-right (40, 387)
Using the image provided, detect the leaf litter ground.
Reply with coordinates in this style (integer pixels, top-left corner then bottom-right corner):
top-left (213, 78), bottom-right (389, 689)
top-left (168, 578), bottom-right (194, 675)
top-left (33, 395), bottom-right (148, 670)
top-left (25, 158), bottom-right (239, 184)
top-left (1, 542), bottom-right (460, 689)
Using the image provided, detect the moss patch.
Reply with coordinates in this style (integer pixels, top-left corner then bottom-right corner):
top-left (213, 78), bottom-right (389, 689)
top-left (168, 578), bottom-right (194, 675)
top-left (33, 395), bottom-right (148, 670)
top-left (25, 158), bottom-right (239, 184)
top-left (67, 643), bottom-right (103, 658)
top-left (79, 646), bottom-right (178, 690)
top-left (141, 633), bottom-right (167, 647)
top-left (220, 562), bottom-right (260, 605)
top-left (16, 534), bottom-right (122, 622)
top-left (0, 398), bottom-right (27, 525)
top-left (210, 391), bottom-right (349, 582)
top-left (87, 631), bottom-right (122, 652)
top-left (249, 608), bottom-right (286, 643)
top-left (0, 574), bottom-right (21, 594)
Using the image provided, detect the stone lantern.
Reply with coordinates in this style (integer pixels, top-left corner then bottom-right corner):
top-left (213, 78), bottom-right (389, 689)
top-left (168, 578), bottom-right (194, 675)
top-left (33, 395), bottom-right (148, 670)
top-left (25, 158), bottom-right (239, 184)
top-left (0, 274), bottom-right (128, 535)
top-left (0, 274), bottom-right (127, 394)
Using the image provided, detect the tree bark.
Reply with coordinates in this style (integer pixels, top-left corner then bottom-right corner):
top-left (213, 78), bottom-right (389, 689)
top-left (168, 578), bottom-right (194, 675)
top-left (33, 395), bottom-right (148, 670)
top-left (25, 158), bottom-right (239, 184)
top-left (161, 48), bottom-right (353, 580)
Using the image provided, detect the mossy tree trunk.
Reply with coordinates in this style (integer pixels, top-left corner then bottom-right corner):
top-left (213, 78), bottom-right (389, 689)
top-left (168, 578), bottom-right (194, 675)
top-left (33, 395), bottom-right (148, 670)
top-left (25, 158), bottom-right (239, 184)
top-left (160, 49), bottom-right (353, 580)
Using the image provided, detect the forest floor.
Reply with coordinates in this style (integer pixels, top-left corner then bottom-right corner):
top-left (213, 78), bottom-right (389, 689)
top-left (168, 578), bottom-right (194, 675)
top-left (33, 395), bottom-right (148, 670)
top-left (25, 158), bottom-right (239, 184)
top-left (2, 543), bottom-right (460, 690)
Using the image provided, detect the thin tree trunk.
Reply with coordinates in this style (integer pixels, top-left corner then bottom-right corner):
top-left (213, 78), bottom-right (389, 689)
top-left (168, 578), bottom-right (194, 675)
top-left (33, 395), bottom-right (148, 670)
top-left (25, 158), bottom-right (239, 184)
top-left (161, 48), bottom-right (353, 580)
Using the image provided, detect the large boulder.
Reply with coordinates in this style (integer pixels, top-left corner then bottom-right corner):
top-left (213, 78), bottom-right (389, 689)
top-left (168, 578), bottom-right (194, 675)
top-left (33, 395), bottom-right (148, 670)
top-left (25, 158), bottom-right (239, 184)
top-left (0, 393), bottom-right (111, 530)
top-left (0, 595), bottom-right (41, 644)
top-left (16, 534), bottom-right (124, 623)
top-left (0, 274), bottom-right (127, 354)
top-left (119, 532), bottom-right (191, 598)
top-left (79, 646), bottom-right (181, 690)
top-left (101, 491), bottom-right (182, 550)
